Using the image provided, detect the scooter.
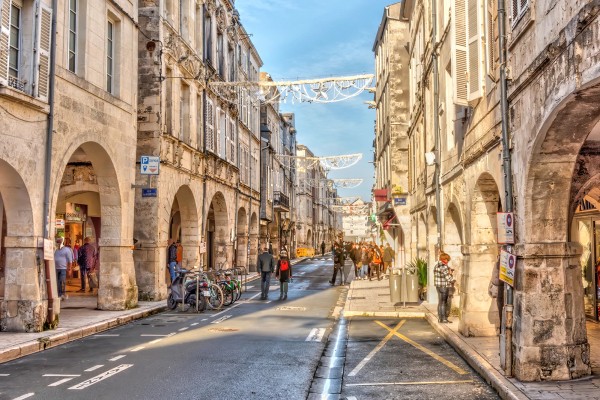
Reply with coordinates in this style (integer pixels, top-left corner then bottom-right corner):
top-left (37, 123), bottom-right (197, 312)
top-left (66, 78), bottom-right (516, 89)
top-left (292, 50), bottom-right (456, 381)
top-left (167, 267), bottom-right (209, 312)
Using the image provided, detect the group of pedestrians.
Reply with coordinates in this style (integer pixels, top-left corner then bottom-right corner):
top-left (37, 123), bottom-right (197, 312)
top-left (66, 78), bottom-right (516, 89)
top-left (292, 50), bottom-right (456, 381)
top-left (257, 246), bottom-right (292, 300)
top-left (328, 241), bottom-right (396, 285)
top-left (54, 236), bottom-right (97, 300)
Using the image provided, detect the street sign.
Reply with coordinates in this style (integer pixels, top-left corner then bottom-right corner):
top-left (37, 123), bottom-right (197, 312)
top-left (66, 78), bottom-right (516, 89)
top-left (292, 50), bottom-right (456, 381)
top-left (199, 242), bottom-right (206, 254)
top-left (142, 188), bottom-right (157, 197)
top-left (497, 212), bottom-right (514, 244)
top-left (140, 156), bottom-right (160, 175)
top-left (38, 238), bottom-right (54, 261)
top-left (499, 249), bottom-right (516, 287)
top-left (394, 197), bottom-right (407, 206)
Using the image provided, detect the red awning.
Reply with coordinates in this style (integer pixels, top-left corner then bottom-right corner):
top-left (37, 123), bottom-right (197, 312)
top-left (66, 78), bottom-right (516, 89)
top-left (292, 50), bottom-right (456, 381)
top-left (373, 189), bottom-right (389, 202)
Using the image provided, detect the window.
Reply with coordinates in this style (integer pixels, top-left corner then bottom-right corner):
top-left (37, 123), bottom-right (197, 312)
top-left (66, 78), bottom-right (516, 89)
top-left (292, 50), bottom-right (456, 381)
top-left (196, 94), bottom-right (202, 149)
top-left (511, 0), bottom-right (529, 25)
top-left (204, 13), bottom-right (212, 64)
top-left (205, 98), bottom-right (214, 152)
top-left (106, 20), bottom-right (113, 93)
top-left (166, 67), bottom-right (173, 134)
top-left (216, 32), bottom-right (224, 77)
top-left (218, 108), bottom-right (226, 158)
top-left (68, 0), bottom-right (77, 72)
top-left (181, 83), bottom-right (190, 143)
top-left (8, 4), bottom-right (20, 80)
top-left (227, 117), bottom-right (235, 164)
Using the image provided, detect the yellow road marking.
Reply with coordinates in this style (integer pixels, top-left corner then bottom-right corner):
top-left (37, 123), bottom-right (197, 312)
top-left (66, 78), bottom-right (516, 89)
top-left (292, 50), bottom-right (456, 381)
top-left (346, 379), bottom-right (474, 387)
top-left (348, 320), bottom-right (406, 377)
top-left (375, 320), bottom-right (468, 375)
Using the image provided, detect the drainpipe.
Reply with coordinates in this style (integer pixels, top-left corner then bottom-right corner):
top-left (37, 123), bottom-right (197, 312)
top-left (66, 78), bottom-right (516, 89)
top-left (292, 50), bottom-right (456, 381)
top-left (200, 4), bottom-right (208, 270)
top-left (42, 0), bottom-right (59, 325)
top-left (247, 138), bottom-right (252, 272)
top-left (498, 0), bottom-right (514, 377)
top-left (432, 0), bottom-right (443, 252)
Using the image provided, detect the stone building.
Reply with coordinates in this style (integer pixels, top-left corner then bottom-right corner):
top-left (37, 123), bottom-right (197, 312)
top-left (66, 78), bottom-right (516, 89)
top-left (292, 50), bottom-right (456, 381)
top-left (0, 0), bottom-right (139, 331)
top-left (135, 0), bottom-right (262, 300)
top-left (372, 2), bottom-right (410, 268)
top-left (383, 0), bottom-right (600, 381)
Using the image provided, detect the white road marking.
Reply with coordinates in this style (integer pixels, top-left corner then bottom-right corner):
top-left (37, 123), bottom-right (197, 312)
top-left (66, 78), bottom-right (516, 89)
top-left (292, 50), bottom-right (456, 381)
top-left (0, 373), bottom-right (9, 376)
top-left (43, 374), bottom-right (80, 377)
top-left (211, 302), bottom-right (241, 317)
top-left (130, 346), bottom-right (145, 352)
top-left (178, 327), bottom-right (189, 331)
top-left (305, 328), bottom-right (326, 342)
top-left (68, 364), bottom-right (133, 390)
top-left (211, 315), bottom-right (232, 324)
top-left (346, 380), bottom-right (474, 386)
top-left (85, 365), bottom-right (104, 372)
top-left (149, 339), bottom-right (163, 344)
top-left (347, 397), bottom-right (357, 400)
top-left (167, 332), bottom-right (177, 337)
top-left (201, 318), bottom-right (208, 321)
top-left (191, 322), bottom-right (199, 326)
top-left (245, 285), bottom-right (254, 289)
top-left (109, 355), bottom-right (126, 361)
top-left (12, 393), bottom-right (34, 400)
top-left (94, 334), bottom-right (119, 337)
top-left (48, 378), bottom-right (74, 387)
top-left (140, 334), bottom-right (169, 337)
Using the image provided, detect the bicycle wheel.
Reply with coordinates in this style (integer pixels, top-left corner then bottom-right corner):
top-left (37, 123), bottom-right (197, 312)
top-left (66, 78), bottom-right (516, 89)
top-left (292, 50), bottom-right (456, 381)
top-left (220, 283), bottom-right (234, 306)
top-left (206, 283), bottom-right (224, 310)
top-left (231, 284), bottom-right (241, 304)
top-left (232, 279), bottom-right (242, 301)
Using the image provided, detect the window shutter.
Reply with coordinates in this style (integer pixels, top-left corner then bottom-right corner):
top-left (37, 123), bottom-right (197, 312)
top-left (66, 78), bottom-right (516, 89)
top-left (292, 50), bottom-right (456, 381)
top-left (0, 0), bottom-right (11, 86)
top-left (205, 99), bottom-right (214, 152)
top-left (467, 0), bottom-right (485, 101)
top-left (35, 3), bottom-right (52, 100)
top-left (215, 106), bottom-right (221, 155)
top-left (452, 0), bottom-right (468, 105)
top-left (229, 117), bottom-right (235, 165)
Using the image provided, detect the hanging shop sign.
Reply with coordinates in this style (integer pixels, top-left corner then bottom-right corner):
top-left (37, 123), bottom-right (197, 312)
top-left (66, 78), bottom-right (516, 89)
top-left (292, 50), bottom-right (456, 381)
top-left (373, 189), bottom-right (389, 202)
top-left (497, 212), bottom-right (515, 244)
top-left (55, 218), bottom-right (65, 229)
top-left (499, 249), bottom-right (516, 287)
top-left (140, 156), bottom-right (160, 175)
top-left (65, 203), bottom-right (88, 222)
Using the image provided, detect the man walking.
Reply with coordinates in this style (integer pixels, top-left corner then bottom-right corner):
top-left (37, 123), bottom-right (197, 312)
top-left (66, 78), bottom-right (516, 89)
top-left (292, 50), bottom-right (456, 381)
top-left (382, 243), bottom-right (395, 277)
top-left (434, 252), bottom-right (455, 323)
top-left (77, 237), bottom-right (96, 293)
top-left (320, 240), bottom-right (326, 256)
top-left (258, 246), bottom-right (275, 300)
top-left (54, 237), bottom-right (73, 300)
top-left (167, 239), bottom-right (177, 284)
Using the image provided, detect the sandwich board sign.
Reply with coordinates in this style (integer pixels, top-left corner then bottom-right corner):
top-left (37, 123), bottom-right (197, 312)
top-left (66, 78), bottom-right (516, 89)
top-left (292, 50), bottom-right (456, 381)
top-left (141, 156), bottom-right (160, 175)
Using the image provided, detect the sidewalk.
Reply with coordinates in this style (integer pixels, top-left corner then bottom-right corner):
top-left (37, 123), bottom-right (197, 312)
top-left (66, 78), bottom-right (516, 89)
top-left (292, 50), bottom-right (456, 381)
top-left (344, 277), bottom-right (600, 400)
top-left (0, 257), bottom-right (309, 365)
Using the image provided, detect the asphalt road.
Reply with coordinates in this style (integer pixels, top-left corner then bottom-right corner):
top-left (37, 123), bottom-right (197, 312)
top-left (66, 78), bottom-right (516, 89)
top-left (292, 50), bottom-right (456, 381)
top-left (0, 257), bottom-right (499, 400)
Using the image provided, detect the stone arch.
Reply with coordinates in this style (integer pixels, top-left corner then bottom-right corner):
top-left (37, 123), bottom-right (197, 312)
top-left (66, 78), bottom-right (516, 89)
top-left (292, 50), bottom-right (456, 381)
top-left (51, 141), bottom-right (136, 311)
top-left (236, 207), bottom-right (248, 269)
top-left (459, 172), bottom-right (500, 337)
top-left (206, 191), bottom-right (229, 269)
top-left (0, 159), bottom-right (38, 331)
top-left (167, 185), bottom-right (199, 269)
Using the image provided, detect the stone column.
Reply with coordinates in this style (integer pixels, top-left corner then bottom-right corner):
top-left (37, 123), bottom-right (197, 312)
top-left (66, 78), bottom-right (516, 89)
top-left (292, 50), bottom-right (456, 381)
top-left (97, 240), bottom-right (138, 310)
top-left (134, 243), bottom-right (168, 301)
top-left (459, 244), bottom-right (498, 337)
top-left (249, 233), bottom-right (259, 272)
top-left (512, 242), bottom-right (590, 381)
top-left (0, 236), bottom-right (46, 332)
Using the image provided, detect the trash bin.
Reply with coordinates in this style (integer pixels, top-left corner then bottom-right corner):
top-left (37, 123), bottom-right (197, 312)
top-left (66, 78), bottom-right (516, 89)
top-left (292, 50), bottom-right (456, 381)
top-left (389, 270), bottom-right (402, 304)
top-left (405, 273), bottom-right (420, 302)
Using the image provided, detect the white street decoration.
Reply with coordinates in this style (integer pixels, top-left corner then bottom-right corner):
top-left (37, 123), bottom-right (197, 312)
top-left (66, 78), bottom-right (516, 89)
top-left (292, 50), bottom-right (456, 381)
top-left (323, 196), bottom-right (361, 205)
top-left (319, 153), bottom-right (362, 170)
top-left (275, 153), bottom-right (363, 172)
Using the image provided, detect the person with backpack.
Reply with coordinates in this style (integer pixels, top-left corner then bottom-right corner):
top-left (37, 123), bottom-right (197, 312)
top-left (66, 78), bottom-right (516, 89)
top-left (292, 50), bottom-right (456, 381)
top-left (77, 237), bottom-right (96, 292)
top-left (275, 250), bottom-right (292, 300)
top-left (167, 239), bottom-right (177, 284)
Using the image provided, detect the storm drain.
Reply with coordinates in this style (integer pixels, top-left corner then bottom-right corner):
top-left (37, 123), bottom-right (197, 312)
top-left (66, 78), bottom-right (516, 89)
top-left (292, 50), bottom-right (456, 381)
top-left (208, 327), bottom-right (239, 332)
top-left (347, 297), bottom-right (365, 300)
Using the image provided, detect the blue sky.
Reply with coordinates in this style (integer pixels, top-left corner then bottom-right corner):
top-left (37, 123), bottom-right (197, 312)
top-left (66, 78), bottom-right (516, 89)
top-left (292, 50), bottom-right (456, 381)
top-left (235, 0), bottom-right (394, 201)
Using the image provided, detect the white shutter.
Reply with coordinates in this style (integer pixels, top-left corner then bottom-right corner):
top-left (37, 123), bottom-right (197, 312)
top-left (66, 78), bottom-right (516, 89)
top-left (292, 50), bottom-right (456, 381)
top-left (228, 117), bottom-right (235, 165)
top-left (467, 0), bottom-right (485, 101)
top-left (35, 3), bottom-right (52, 100)
top-left (218, 109), bottom-right (226, 158)
top-left (205, 99), bottom-right (214, 152)
top-left (215, 106), bottom-right (221, 155)
top-left (486, 0), bottom-right (497, 80)
top-left (451, 0), bottom-right (468, 105)
top-left (0, 0), bottom-right (11, 86)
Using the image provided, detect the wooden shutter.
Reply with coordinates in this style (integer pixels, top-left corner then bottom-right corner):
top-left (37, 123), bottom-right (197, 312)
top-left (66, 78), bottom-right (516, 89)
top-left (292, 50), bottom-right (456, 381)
top-left (467, 0), bottom-right (485, 101)
top-left (0, 0), bottom-right (11, 86)
top-left (35, 3), bottom-right (52, 100)
top-left (452, 0), bottom-right (468, 105)
top-left (215, 106), bottom-right (221, 155)
top-left (486, 0), bottom-right (498, 80)
top-left (205, 99), bottom-right (214, 152)
top-left (228, 117), bottom-right (235, 165)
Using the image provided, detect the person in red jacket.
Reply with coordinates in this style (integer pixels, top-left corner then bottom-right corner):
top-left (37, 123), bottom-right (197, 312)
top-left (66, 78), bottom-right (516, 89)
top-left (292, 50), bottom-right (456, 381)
top-left (275, 251), bottom-right (292, 300)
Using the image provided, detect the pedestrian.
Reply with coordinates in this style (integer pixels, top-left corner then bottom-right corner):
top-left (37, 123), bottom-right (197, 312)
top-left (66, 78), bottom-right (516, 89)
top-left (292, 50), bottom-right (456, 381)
top-left (371, 246), bottom-right (382, 281)
top-left (329, 242), bottom-right (343, 285)
top-left (434, 252), bottom-right (455, 323)
top-left (275, 250), bottom-right (292, 300)
top-left (351, 243), bottom-right (361, 280)
top-left (77, 237), bottom-right (96, 293)
top-left (54, 237), bottom-right (73, 300)
top-left (382, 243), bottom-right (394, 277)
top-left (257, 246), bottom-right (275, 300)
top-left (176, 240), bottom-right (183, 269)
top-left (360, 246), bottom-right (370, 279)
top-left (488, 254), bottom-right (505, 330)
top-left (320, 240), bottom-right (326, 256)
top-left (167, 239), bottom-right (177, 284)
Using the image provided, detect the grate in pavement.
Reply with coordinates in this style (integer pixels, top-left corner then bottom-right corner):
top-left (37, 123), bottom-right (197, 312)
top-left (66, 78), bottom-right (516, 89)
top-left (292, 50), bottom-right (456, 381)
top-left (208, 327), bottom-right (239, 332)
top-left (348, 297), bottom-right (365, 300)
top-left (276, 306), bottom-right (307, 311)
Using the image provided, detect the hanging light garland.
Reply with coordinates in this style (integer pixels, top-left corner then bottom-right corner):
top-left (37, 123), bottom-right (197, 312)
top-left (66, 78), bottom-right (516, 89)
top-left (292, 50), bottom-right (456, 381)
top-left (302, 178), bottom-right (363, 189)
top-left (210, 74), bottom-right (374, 105)
top-left (323, 196), bottom-right (361, 205)
top-left (275, 153), bottom-right (363, 172)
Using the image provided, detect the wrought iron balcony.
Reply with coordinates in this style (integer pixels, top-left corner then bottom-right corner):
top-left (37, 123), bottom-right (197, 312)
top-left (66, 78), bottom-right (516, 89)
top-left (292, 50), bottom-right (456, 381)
top-left (274, 191), bottom-right (290, 211)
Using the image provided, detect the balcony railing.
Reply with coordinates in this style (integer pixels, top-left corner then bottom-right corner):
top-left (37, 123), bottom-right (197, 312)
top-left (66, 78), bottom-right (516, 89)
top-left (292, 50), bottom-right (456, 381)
top-left (8, 76), bottom-right (25, 92)
top-left (274, 191), bottom-right (290, 210)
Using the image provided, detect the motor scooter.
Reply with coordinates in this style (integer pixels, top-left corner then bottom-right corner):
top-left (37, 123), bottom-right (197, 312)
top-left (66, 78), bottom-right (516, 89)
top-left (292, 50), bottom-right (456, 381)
top-left (167, 267), bottom-right (209, 312)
